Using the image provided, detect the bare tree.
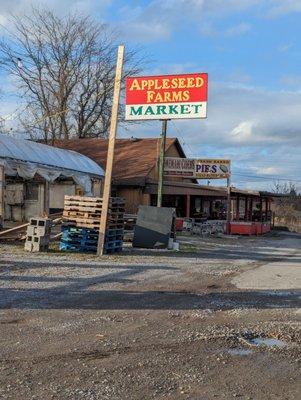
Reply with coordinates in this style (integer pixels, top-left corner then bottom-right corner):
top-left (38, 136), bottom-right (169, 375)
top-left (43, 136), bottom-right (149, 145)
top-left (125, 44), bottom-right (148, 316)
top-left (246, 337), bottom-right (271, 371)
top-left (0, 117), bottom-right (4, 134)
top-left (272, 180), bottom-right (300, 196)
top-left (0, 8), bottom-right (144, 142)
top-left (272, 180), bottom-right (301, 224)
top-left (0, 89), bottom-right (6, 134)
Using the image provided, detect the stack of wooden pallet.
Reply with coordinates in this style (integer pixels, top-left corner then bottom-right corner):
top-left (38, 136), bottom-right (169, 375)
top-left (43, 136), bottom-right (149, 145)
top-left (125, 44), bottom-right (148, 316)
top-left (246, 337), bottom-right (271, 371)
top-left (60, 225), bottom-right (99, 253)
top-left (61, 195), bottom-right (125, 253)
top-left (63, 195), bottom-right (103, 229)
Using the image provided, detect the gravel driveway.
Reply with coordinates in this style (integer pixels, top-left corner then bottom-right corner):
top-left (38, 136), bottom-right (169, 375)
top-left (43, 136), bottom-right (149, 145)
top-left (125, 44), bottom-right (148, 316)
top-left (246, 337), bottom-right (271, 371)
top-left (0, 231), bottom-right (300, 399)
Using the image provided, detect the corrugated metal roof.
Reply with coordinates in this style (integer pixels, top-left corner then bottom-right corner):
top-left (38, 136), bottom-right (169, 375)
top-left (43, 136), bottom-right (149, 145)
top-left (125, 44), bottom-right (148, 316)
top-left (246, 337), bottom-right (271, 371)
top-left (0, 135), bottom-right (104, 177)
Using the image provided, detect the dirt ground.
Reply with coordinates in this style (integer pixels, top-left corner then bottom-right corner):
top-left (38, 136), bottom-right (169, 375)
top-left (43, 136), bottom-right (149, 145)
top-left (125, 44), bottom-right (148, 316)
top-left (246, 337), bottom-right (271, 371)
top-left (0, 231), bottom-right (300, 400)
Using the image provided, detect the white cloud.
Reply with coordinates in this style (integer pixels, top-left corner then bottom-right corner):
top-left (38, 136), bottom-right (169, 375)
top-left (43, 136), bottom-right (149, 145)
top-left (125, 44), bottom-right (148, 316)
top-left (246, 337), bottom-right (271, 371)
top-left (280, 74), bottom-right (301, 87)
top-left (116, 0), bottom-right (260, 42)
top-left (199, 21), bottom-right (218, 37)
top-left (2, 0), bottom-right (300, 43)
top-left (228, 70), bottom-right (251, 84)
top-left (117, 20), bottom-right (171, 42)
top-left (0, 0), bottom-right (111, 30)
top-left (120, 81), bottom-right (301, 188)
top-left (278, 43), bottom-right (293, 52)
top-left (230, 120), bottom-right (256, 142)
top-left (115, 0), bottom-right (301, 43)
top-left (250, 166), bottom-right (284, 175)
top-left (122, 80), bottom-right (301, 149)
top-left (267, 0), bottom-right (301, 16)
top-left (149, 62), bottom-right (198, 75)
top-left (198, 0), bottom-right (261, 15)
top-left (199, 21), bottom-right (252, 38)
top-left (195, 82), bottom-right (301, 147)
top-left (225, 22), bottom-right (251, 36)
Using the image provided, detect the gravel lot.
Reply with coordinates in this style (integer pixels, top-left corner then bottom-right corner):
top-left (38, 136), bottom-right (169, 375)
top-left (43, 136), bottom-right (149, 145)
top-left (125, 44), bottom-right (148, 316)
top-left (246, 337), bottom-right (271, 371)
top-left (0, 231), bottom-right (300, 400)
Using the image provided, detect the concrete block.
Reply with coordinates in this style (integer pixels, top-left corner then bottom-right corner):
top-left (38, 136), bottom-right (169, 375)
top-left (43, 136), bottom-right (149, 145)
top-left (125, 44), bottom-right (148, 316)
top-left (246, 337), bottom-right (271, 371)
top-left (26, 235), bottom-right (50, 245)
top-left (25, 232), bottom-right (50, 252)
top-left (24, 237), bottom-right (49, 252)
top-left (26, 226), bottom-right (37, 236)
top-left (29, 218), bottom-right (52, 235)
top-left (24, 241), bottom-right (33, 252)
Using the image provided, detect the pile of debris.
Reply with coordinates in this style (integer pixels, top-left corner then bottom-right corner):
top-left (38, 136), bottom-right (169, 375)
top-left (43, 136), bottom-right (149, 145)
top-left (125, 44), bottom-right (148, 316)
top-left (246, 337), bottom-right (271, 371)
top-left (177, 217), bottom-right (226, 236)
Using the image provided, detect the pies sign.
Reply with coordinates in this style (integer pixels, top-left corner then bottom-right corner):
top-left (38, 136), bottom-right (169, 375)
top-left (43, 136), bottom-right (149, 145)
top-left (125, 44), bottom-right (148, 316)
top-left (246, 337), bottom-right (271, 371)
top-left (164, 158), bottom-right (231, 179)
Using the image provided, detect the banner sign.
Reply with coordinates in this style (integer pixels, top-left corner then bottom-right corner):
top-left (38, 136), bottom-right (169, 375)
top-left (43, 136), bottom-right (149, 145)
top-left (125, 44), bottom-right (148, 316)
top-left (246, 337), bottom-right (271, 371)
top-left (125, 73), bottom-right (208, 120)
top-left (164, 158), bottom-right (231, 179)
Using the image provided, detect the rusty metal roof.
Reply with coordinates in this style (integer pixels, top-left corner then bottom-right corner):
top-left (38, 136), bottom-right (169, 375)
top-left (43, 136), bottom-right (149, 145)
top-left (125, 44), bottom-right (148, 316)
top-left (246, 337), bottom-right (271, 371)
top-left (54, 137), bottom-right (185, 181)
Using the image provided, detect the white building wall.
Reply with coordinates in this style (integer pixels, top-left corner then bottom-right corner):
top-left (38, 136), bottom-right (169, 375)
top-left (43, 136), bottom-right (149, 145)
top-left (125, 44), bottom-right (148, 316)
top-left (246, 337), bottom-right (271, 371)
top-left (50, 182), bottom-right (75, 209)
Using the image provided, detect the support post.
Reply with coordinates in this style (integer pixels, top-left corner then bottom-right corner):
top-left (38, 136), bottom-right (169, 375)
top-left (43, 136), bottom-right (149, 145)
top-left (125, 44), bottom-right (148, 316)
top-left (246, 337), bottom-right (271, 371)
top-left (43, 181), bottom-right (50, 217)
top-left (226, 177), bottom-right (231, 235)
top-left (186, 194), bottom-right (191, 218)
top-left (260, 197), bottom-right (263, 222)
top-left (250, 197), bottom-right (253, 221)
top-left (265, 198), bottom-right (268, 222)
top-left (236, 194), bottom-right (240, 220)
top-left (97, 45), bottom-right (124, 256)
top-left (209, 200), bottom-right (213, 217)
top-left (259, 197), bottom-right (263, 234)
top-left (157, 120), bottom-right (168, 207)
top-left (244, 197), bottom-right (248, 221)
top-left (0, 165), bottom-right (5, 228)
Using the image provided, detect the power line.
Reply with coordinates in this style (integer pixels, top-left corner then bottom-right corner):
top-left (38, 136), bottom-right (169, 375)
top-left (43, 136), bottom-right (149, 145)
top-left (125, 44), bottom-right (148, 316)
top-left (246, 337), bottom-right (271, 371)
top-left (170, 120), bottom-right (194, 157)
top-left (232, 173), bottom-right (301, 182)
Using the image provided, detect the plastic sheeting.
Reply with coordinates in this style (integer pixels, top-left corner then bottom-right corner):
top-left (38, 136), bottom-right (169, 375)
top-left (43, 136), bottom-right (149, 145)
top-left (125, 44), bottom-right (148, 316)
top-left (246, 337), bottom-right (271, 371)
top-left (0, 158), bottom-right (95, 194)
top-left (0, 135), bottom-right (104, 195)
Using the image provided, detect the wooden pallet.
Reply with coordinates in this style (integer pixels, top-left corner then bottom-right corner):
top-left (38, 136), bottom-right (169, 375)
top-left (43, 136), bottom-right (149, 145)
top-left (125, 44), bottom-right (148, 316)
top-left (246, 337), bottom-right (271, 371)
top-left (63, 210), bottom-right (124, 218)
top-left (64, 196), bottom-right (124, 206)
top-left (63, 195), bottom-right (125, 230)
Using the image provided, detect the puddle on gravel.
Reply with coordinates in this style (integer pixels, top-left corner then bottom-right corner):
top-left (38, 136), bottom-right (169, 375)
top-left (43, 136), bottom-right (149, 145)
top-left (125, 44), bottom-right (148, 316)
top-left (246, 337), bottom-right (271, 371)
top-left (227, 348), bottom-right (253, 356)
top-left (222, 336), bottom-right (290, 357)
top-left (248, 337), bottom-right (288, 348)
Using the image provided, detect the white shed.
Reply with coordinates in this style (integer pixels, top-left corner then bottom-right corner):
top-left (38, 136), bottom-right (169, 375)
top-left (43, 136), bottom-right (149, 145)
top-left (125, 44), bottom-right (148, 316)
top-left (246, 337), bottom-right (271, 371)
top-left (0, 135), bottom-right (104, 226)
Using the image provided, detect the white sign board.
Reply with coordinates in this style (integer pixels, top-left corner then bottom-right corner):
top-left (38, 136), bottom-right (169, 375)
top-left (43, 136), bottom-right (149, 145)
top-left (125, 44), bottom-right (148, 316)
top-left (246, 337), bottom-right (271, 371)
top-left (164, 158), bottom-right (231, 179)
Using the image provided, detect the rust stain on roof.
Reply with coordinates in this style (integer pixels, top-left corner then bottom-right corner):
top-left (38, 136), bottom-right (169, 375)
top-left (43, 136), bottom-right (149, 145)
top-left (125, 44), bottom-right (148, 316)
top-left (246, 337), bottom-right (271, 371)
top-left (54, 137), bottom-right (183, 180)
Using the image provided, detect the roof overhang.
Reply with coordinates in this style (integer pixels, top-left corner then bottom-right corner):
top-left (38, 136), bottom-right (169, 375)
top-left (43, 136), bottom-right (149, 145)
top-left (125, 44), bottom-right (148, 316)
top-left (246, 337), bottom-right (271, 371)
top-left (145, 180), bottom-right (227, 196)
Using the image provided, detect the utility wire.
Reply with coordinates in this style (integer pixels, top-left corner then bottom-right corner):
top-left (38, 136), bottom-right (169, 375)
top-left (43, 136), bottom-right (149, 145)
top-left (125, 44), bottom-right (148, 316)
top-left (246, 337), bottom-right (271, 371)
top-left (170, 120), bottom-right (194, 157)
top-left (232, 173), bottom-right (301, 182)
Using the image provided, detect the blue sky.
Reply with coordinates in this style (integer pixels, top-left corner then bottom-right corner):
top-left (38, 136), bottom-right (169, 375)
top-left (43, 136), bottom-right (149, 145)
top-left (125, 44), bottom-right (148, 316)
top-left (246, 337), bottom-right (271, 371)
top-left (1, 0), bottom-right (301, 189)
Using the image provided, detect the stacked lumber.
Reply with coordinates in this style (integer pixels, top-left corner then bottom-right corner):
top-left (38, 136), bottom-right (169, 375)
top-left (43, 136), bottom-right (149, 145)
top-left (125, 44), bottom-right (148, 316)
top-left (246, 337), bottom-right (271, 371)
top-left (61, 195), bottom-right (125, 253)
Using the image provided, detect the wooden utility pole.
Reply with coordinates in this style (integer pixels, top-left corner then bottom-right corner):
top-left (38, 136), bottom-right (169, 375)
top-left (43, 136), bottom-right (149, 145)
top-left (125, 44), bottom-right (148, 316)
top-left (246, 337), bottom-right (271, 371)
top-left (97, 45), bottom-right (125, 256)
top-left (226, 176), bottom-right (231, 235)
top-left (157, 120), bottom-right (168, 207)
top-left (0, 165), bottom-right (5, 228)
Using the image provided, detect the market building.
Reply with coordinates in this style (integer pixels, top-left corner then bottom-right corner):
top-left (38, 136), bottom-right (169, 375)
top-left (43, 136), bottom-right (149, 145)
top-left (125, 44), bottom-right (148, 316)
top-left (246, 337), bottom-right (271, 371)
top-left (0, 135), bottom-right (104, 227)
top-left (55, 137), bottom-right (274, 234)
